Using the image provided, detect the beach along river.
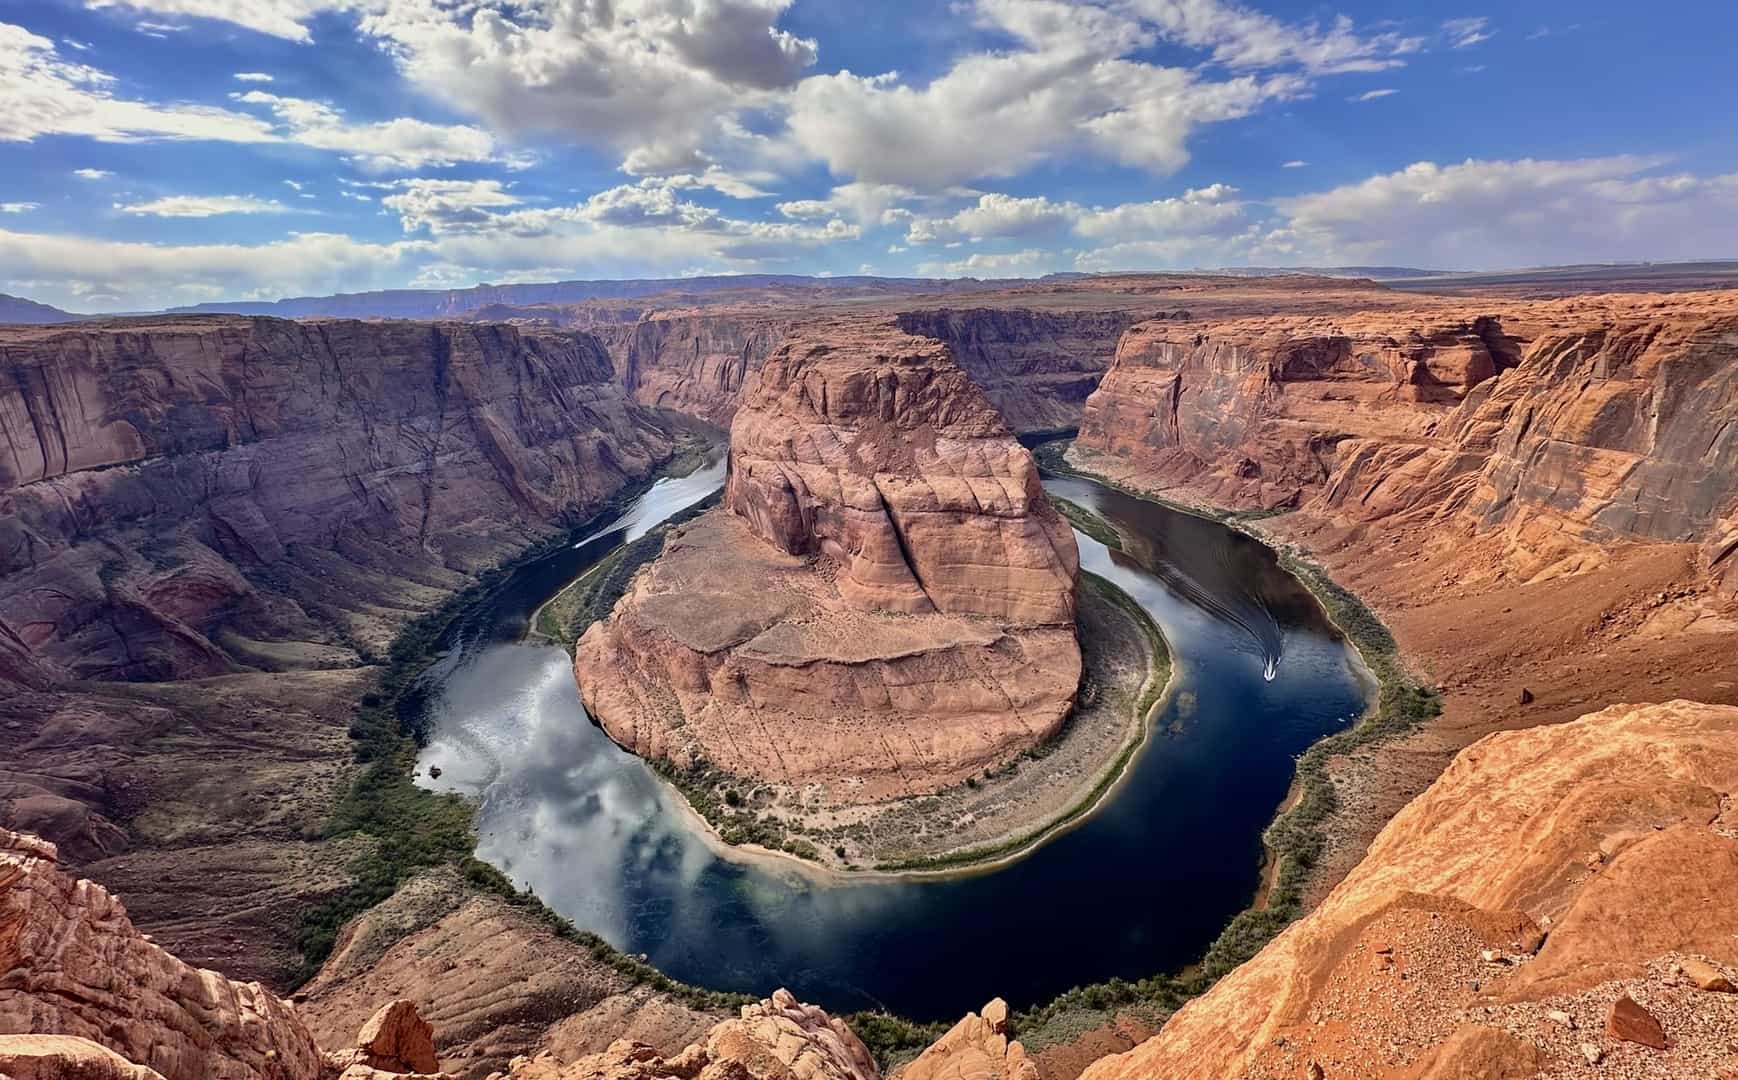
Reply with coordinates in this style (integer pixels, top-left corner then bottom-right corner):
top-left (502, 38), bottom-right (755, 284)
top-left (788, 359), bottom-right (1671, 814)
top-left (415, 450), bottom-right (1368, 1020)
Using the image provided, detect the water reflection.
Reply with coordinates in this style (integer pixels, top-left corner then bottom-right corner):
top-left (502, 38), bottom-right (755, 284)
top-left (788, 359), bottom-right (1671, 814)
top-left (417, 461), bottom-right (1367, 1020)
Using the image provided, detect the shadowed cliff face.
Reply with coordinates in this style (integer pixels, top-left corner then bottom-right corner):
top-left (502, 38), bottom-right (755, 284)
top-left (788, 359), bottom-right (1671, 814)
top-left (0, 315), bottom-right (680, 983)
top-left (0, 316), bottom-right (675, 683)
top-left (575, 320), bottom-right (1082, 804)
top-left (893, 308), bottom-right (1138, 433)
top-left (604, 314), bottom-right (794, 426)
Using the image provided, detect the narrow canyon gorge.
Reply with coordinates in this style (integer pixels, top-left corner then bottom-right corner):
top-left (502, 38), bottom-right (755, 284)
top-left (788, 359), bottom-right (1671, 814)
top-left (3, 273), bottom-right (1736, 1080)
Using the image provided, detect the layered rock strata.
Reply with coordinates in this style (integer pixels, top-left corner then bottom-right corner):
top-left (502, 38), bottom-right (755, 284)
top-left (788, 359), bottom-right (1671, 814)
top-left (1074, 311), bottom-right (1523, 509)
top-left (893, 309), bottom-right (1137, 433)
top-left (575, 321), bottom-right (1081, 803)
top-left (1079, 699), bottom-right (1738, 1080)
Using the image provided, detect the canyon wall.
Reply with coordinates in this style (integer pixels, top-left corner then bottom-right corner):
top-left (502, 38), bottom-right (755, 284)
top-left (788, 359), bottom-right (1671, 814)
top-left (893, 308), bottom-right (1136, 433)
top-left (604, 314), bottom-right (794, 426)
top-left (0, 316), bottom-right (675, 683)
top-left (1073, 311), bottom-right (1522, 509)
top-left (1077, 699), bottom-right (1738, 1079)
top-left (573, 320), bottom-right (1082, 804)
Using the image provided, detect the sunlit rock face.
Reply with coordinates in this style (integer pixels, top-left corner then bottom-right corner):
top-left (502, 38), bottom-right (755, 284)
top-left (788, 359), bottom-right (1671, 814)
top-left (576, 319), bottom-right (1081, 805)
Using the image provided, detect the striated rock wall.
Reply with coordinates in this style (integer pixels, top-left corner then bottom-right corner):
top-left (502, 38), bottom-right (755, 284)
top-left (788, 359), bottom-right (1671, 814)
top-left (725, 325), bottom-right (1078, 624)
top-left (1313, 310), bottom-right (1738, 583)
top-left (1078, 699), bottom-right (1738, 1080)
top-left (1073, 311), bottom-right (1522, 509)
top-left (604, 314), bottom-right (793, 426)
top-left (893, 308), bottom-right (1136, 433)
top-left (574, 320), bottom-right (1081, 804)
top-left (0, 316), bottom-right (674, 683)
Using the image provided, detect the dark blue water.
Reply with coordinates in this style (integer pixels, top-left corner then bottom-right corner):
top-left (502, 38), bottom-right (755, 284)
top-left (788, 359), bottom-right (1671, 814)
top-left (415, 455), bottom-right (1368, 1021)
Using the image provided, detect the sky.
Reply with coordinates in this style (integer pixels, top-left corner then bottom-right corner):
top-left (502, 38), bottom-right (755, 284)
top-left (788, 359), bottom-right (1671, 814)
top-left (2, 0), bottom-right (1736, 312)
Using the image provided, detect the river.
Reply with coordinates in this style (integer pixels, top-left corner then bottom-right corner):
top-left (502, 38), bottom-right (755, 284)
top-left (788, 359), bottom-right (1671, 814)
top-left (414, 447), bottom-right (1368, 1020)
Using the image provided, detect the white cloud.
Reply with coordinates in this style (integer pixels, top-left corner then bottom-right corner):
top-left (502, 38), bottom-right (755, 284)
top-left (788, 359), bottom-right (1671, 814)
top-left (905, 184), bottom-right (1248, 245)
top-left (85, 0), bottom-right (334, 43)
top-left (1282, 159), bottom-right (1308, 168)
top-left (0, 202), bottom-right (40, 214)
top-left (1442, 17), bottom-right (1493, 49)
top-left (73, 168), bottom-right (113, 179)
top-left (1274, 156), bottom-right (1738, 267)
top-left (1120, 0), bottom-right (1424, 74)
top-left (231, 90), bottom-right (512, 170)
top-left (234, 71), bottom-right (274, 82)
top-left (916, 247), bottom-right (1052, 277)
top-left (353, 0), bottom-right (817, 173)
top-left (0, 227), bottom-right (432, 310)
top-left (379, 178), bottom-right (523, 233)
top-left (778, 182), bottom-right (916, 225)
top-left (115, 194), bottom-right (293, 217)
top-left (1350, 88), bottom-right (1398, 102)
top-left (0, 21), bottom-right (277, 144)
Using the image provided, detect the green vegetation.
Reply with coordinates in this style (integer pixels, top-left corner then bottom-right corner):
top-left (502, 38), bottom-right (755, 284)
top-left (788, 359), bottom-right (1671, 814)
top-left (1047, 493), bottom-right (1124, 551)
top-left (649, 756), bottom-right (818, 858)
top-left (842, 1013), bottom-right (951, 1071)
top-left (532, 491), bottom-right (721, 648)
top-left (291, 453), bottom-right (753, 1018)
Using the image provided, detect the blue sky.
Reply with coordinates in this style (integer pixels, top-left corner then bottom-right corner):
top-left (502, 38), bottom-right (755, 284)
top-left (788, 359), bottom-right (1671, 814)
top-left (2, 0), bottom-right (1735, 311)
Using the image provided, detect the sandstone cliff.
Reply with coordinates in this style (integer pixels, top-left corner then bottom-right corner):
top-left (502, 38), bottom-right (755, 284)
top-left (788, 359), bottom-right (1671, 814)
top-left (604, 314), bottom-right (793, 426)
top-left (574, 320), bottom-right (1081, 804)
top-left (893, 309), bottom-right (1136, 433)
top-left (1073, 310), bottom-right (1523, 509)
top-left (0, 315), bottom-right (679, 982)
top-left (0, 316), bottom-right (675, 682)
top-left (1078, 700), bottom-right (1738, 1080)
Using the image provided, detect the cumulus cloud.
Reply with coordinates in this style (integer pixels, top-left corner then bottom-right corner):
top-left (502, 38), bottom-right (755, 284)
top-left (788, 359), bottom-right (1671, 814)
top-left (0, 202), bottom-right (40, 214)
top-left (0, 21), bottom-right (276, 144)
top-left (1275, 156), bottom-right (1738, 267)
top-left (916, 247), bottom-right (1054, 277)
top-left (115, 194), bottom-right (293, 216)
top-left (354, 0), bottom-right (816, 173)
top-left (230, 91), bottom-right (515, 170)
top-left (0, 227), bottom-right (431, 309)
top-left (1120, 0), bottom-right (1424, 74)
top-left (905, 185), bottom-right (1247, 246)
top-left (73, 168), bottom-right (113, 179)
top-left (233, 71), bottom-right (274, 82)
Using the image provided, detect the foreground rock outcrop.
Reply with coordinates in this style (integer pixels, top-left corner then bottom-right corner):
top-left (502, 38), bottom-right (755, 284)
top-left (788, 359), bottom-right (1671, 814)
top-left (0, 828), bottom-right (326, 1078)
top-left (575, 320), bottom-right (1081, 804)
top-left (1079, 700), bottom-right (1738, 1079)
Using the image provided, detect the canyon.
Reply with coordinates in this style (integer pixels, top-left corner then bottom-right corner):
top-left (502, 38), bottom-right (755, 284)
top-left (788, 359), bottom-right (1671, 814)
top-left (3, 271), bottom-right (1737, 1080)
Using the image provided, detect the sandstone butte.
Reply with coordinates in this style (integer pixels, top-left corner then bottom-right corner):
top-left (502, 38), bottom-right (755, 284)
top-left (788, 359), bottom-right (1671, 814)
top-left (573, 319), bottom-right (1083, 803)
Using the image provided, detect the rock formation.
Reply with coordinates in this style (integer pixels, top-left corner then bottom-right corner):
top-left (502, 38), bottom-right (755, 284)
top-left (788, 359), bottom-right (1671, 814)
top-left (0, 828), bottom-right (328, 1079)
top-left (896, 999), bottom-right (1036, 1080)
top-left (1073, 311), bottom-right (1523, 509)
top-left (0, 316), bottom-right (675, 682)
top-left (574, 320), bottom-right (1081, 803)
top-left (1077, 699), bottom-right (1738, 1079)
top-left (605, 314), bottom-right (793, 426)
top-left (893, 309), bottom-right (1136, 433)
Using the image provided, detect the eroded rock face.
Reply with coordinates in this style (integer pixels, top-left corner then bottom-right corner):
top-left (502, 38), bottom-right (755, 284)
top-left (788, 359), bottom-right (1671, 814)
top-left (897, 999), bottom-right (1036, 1080)
top-left (893, 309), bottom-right (1136, 433)
top-left (575, 321), bottom-right (1081, 804)
top-left (0, 829), bottom-right (326, 1080)
top-left (492, 990), bottom-right (878, 1080)
top-left (0, 316), bottom-right (674, 684)
top-left (1073, 312), bottom-right (1520, 509)
top-left (606, 314), bottom-right (793, 426)
top-left (726, 324), bottom-right (1078, 624)
top-left (1077, 700), bottom-right (1738, 1080)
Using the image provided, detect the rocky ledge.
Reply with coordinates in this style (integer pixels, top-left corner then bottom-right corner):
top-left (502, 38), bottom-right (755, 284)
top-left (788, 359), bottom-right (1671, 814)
top-left (1078, 699), bottom-right (1738, 1079)
top-left (574, 320), bottom-right (1082, 808)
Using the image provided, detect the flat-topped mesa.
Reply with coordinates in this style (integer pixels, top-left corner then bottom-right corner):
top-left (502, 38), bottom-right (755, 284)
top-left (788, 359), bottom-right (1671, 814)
top-left (575, 321), bottom-right (1082, 805)
top-left (726, 325), bottom-right (1078, 625)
